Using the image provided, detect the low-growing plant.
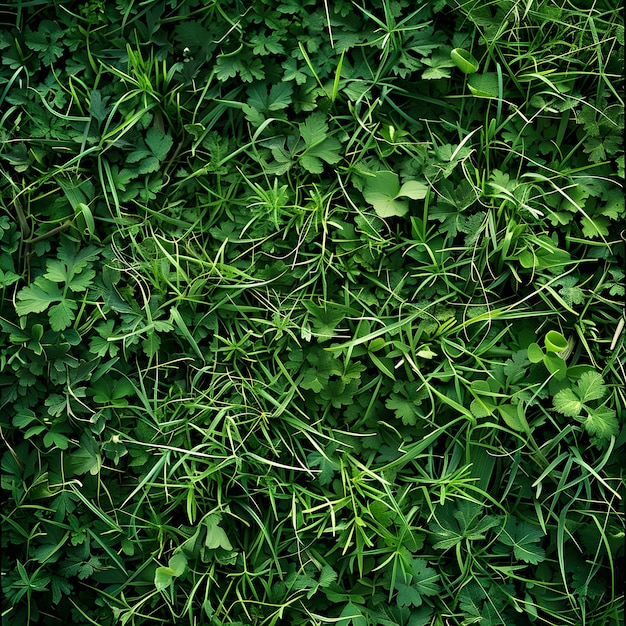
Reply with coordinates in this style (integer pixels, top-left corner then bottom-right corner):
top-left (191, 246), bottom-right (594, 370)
top-left (1, 0), bottom-right (623, 625)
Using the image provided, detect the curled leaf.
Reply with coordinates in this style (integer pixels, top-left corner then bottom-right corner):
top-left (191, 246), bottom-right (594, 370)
top-left (450, 48), bottom-right (479, 74)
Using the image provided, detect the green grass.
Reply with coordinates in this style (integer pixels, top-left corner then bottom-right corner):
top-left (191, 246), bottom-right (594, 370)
top-left (1, 0), bottom-right (624, 625)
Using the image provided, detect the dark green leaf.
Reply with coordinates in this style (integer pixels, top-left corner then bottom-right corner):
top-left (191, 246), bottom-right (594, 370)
top-left (497, 519), bottom-right (546, 564)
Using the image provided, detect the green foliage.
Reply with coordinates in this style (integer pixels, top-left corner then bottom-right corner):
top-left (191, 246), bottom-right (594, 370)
top-left (361, 171), bottom-right (428, 218)
top-left (1, 0), bottom-right (623, 625)
top-left (553, 371), bottom-right (618, 440)
top-left (15, 239), bottom-right (100, 331)
top-left (496, 518), bottom-right (546, 565)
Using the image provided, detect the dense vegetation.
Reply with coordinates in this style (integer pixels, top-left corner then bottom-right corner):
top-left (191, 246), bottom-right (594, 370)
top-left (1, 0), bottom-right (624, 624)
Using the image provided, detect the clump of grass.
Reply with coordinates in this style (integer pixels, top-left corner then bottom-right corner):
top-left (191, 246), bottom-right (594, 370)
top-left (1, 1), bottom-right (623, 625)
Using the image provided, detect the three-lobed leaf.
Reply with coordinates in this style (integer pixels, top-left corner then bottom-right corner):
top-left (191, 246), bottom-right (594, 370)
top-left (337, 602), bottom-right (367, 626)
top-left (386, 395), bottom-right (421, 426)
top-left (15, 278), bottom-right (63, 315)
top-left (16, 238), bottom-right (101, 326)
top-left (553, 371), bottom-right (608, 416)
top-left (396, 582), bottom-right (423, 608)
top-left (394, 560), bottom-right (441, 609)
top-left (145, 127), bottom-right (174, 161)
top-left (49, 300), bottom-right (78, 332)
top-left (431, 502), bottom-right (501, 550)
top-left (298, 112), bottom-right (342, 173)
top-left (411, 558), bottom-right (441, 597)
top-left (68, 434), bottom-right (102, 476)
top-left (498, 519), bottom-right (545, 564)
top-left (308, 450), bottom-right (340, 485)
top-left (553, 371), bottom-right (616, 439)
top-left (362, 171), bottom-right (428, 218)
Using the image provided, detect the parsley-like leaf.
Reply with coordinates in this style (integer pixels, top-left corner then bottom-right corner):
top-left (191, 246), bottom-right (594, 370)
top-left (15, 278), bottom-right (63, 315)
top-left (49, 300), bottom-right (78, 332)
top-left (555, 276), bottom-right (585, 306)
top-left (246, 81), bottom-right (293, 125)
top-left (503, 350), bottom-right (529, 384)
top-left (396, 582), bottom-right (423, 608)
top-left (318, 564), bottom-right (337, 588)
top-left (250, 32), bottom-right (285, 55)
top-left (431, 501), bottom-right (501, 550)
top-left (298, 112), bottom-right (342, 174)
top-left (582, 406), bottom-right (618, 440)
top-left (77, 556), bottom-right (103, 580)
top-left (386, 395), bottom-right (421, 426)
top-left (282, 57), bottom-right (309, 84)
top-left (145, 127), bottom-right (173, 161)
top-left (581, 215), bottom-right (610, 238)
top-left (25, 21), bottom-right (64, 65)
top-left (395, 558), bottom-right (440, 608)
top-left (553, 388), bottom-right (583, 417)
top-left (304, 301), bottom-right (345, 339)
top-left (553, 372), bottom-right (616, 439)
top-left (576, 371), bottom-right (608, 403)
top-left (498, 519), bottom-right (546, 564)
top-left (89, 90), bottom-right (109, 125)
top-left (421, 52), bottom-right (455, 80)
top-left (216, 53), bottom-right (265, 83)
top-left (308, 449), bottom-right (340, 485)
top-left (411, 558), bottom-right (441, 597)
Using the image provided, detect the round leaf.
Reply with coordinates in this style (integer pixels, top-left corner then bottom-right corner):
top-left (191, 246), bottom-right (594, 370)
top-left (398, 180), bottom-right (428, 200)
top-left (368, 337), bottom-right (386, 352)
top-left (518, 249), bottom-right (536, 269)
top-left (362, 171), bottom-right (407, 218)
top-left (468, 73), bottom-right (499, 98)
top-left (471, 398), bottom-right (494, 418)
top-left (168, 552), bottom-right (188, 576)
top-left (527, 342), bottom-right (544, 363)
top-left (154, 566), bottom-right (176, 592)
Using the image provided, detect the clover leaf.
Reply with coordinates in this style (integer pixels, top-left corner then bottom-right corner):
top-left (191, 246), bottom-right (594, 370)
top-left (362, 171), bottom-right (428, 218)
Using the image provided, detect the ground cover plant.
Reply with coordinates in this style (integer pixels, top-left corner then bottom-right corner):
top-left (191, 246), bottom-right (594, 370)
top-left (1, 0), bottom-right (624, 624)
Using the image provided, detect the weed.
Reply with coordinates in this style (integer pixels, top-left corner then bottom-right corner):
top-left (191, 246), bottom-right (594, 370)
top-left (1, 1), bottom-right (623, 625)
